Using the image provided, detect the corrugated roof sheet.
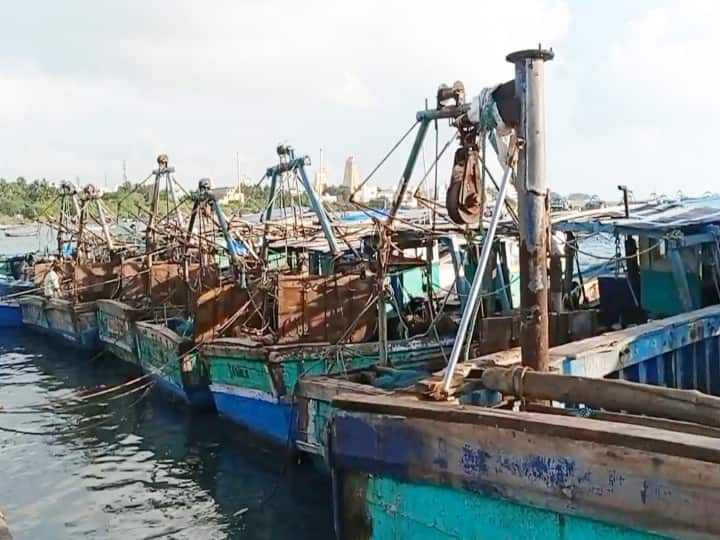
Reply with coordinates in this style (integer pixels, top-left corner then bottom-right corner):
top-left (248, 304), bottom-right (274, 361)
top-left (554, 200), bottom-right (720, 235)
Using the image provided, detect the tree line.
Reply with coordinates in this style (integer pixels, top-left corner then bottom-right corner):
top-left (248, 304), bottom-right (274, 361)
top-left (0, 177), bottom-right (280, 222)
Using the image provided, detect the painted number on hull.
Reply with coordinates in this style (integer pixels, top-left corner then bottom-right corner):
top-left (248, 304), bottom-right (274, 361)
top-left (228, 364), bottom-right (249, 379)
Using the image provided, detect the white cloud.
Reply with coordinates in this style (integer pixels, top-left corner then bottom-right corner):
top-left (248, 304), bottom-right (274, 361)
top-left (609, 1), bottom-right (720, 107)
top-left (327, 72), bottom-right (377, 110)
top-left (0, 0), bottom-right (570, 191)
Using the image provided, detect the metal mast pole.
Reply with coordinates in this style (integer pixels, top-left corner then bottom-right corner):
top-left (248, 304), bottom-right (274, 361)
top-left (507, 47), bottom-right (554, 372)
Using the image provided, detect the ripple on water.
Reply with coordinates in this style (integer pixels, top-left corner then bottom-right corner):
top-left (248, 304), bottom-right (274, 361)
top-left (0, 330), bottom-right (334, 539)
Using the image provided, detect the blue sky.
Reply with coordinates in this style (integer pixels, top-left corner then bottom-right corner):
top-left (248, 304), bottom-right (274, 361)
top-left (0, 1), bottom-right (713, 199)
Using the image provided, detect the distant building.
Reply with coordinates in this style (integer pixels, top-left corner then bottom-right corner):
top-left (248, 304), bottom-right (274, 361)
top-left (343, 156), bottom-right (360, 193)
top-left (211, 186), bottom-right (245, 206)
top-left (353, 185), bottom-right (375, 204)
top-left (313, 149), bottom-right (329, 195)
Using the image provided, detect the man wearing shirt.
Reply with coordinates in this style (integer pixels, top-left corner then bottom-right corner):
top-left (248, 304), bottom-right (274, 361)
top-left (43, 261), bottom-right (62, 298)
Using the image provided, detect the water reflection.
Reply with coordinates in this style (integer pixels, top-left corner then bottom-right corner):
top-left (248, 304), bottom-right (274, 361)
top-left (0, 330), bottom-right (333, 539)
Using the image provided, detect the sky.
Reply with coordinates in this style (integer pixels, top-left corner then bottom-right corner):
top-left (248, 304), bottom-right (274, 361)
top-left (0, 0), bottom-right (716, 200)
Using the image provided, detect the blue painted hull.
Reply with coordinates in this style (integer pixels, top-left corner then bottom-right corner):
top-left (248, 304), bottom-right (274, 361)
top-left (153, 374), bottom-right (215, 411)
top-left (212, 390), bottom-right (296, 447)
top-left (18, 297), bottom-right (101, 353)
top-left (555, 304), bottom-right (720, 396)
top-left (23, 321), bottom-right (100, 352)
top-left (0, 304), bottom-right (21, 328)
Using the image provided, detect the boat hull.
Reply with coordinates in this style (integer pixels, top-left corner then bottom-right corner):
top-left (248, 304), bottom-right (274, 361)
top-left (135, 321), bottom-right (215, 410)
top-left (210, 384), bottom-right (296, 446)
top-left (0, 303), bottom-right (21, 328)
top-left (204, 337), bottom-right (451, 449)
top-left (329, 305), bottom-right (720, 540)
top-left (331, 413), bottom-right (679, 540)
top-left (96, 299), bottom-right (143, 365)
top-left (17, 295), bottom-right (100, 351)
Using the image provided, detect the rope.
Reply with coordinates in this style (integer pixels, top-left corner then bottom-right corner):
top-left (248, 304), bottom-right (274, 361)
top-left (0, 374), bottom-right (153, 412)
top-left (511, 366), bottom-right (531, 401)
top-left (563, 234), bottom-right (668, 261)
top-left (0, 381), bottom-right (154, 435)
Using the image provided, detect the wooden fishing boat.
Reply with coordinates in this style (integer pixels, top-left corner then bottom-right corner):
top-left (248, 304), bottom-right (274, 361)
top-left (201, 144), bottom-right (481, 445)
top-left (18, 295), bottom-right (99, 349)
top-left (327, 46), bottom-right (720, 540)
top-left (95, 156), bottom-right (191, 367)
top-left (206, 316), bottom-right (456, 448)
top-left (96, 299), bottom-right (146, 365)
top-left (17, 182), bottom-right (138, 351)
top-left (129, 173), bottom-right (251, 410)
top-left (135, 318), bottom-right (214, 408)
top-left (329, 378), bottom-right (720, 539)
top-left (18, 258), bottom-right (127, 351)
top-left (327, 298), bottom-right (720, 539)
top-left (324, 204), bottom-right (720, 537)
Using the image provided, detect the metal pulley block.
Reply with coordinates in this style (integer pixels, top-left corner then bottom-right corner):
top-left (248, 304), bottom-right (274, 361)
top-left (446, 145), bottom-right (483, 225)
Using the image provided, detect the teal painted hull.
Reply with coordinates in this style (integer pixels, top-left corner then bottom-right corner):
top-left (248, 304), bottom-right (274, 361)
top-left (136, 321), bottom-right (215, 410)
top-left (330, 307), bottom-right (720, 539)
top-left (96, 299), bottom-right (142, 366)
top-left (342, 475), bottom-right (667, 540)
top-left (204, 337), bottom-right (452, 452)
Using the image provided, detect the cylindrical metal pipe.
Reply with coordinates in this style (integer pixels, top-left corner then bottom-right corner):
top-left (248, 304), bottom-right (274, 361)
top-left (442, 158), bottom-right (515, 392)
top-left (507, 47), bottom-right (554, 372)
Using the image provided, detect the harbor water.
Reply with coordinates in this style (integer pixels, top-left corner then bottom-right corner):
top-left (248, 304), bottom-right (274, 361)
top-left (0, 230), bottom-right (333, 540)
top-left (0, 330), bottom-right (333, 539)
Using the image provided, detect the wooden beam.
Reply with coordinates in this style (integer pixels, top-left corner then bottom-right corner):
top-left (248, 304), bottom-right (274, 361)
top-left (332, 392), bottom-right (720, 464)
top-left (482, 366), bottom-right (720, 428)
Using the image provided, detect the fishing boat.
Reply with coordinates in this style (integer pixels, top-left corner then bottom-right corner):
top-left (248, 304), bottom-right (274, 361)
top-left (201, 145), bottom-right (460, 445)
top-left (0, 254), bottom-right (34, 328)
top-left (17, 183), bottom-right (134, 350)
top-left (327, 47), bottom-right (720, 540)
top-left (96, 155), bottom-right (189, 366)
top-left (133, 175), bottom-right (250, 409)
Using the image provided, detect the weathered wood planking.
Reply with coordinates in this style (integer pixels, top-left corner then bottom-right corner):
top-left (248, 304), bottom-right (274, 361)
top-left (466, 304), bottom-right (720, 381)
top-left (524, 403), bottom-right (720, 439)
top-left (332, 393), bottom-right (720, 463)
top-left (18, 295), bottom-right (99, 350)
top-left (331, 398), bottom-right (720, 539)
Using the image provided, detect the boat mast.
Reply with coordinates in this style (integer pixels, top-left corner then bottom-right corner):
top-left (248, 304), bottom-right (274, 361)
top-left (440, 46), bottom-right (554, 393)
top-left (508, 47), bottom-right (554, 372)
top-left (262, 144), bottom-right (339, 259)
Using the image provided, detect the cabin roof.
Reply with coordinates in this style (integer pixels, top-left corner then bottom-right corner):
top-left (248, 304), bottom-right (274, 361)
top-left (554, 199), bottom-right (720, 241)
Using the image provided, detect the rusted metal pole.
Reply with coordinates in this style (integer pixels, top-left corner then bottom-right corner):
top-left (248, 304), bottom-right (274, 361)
top-left (507, 47), bottom-right (554, 371)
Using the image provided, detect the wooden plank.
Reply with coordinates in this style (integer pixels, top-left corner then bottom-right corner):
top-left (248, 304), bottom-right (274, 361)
top-left (333, 410), bottom-right (720, 539)
top-left (297, 377), bottom-right (392, 402)
top-left (332, 392), bottom-right (720, 464)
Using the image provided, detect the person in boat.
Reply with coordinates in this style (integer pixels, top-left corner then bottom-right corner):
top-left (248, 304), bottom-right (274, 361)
top-left (43, 260), bottom-right (62, 298)
top-left (23, 254), bottom-right (34, 281)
